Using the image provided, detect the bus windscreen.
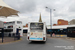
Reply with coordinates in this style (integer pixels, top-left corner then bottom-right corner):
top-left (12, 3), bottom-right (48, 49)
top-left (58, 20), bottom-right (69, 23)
top-left (30, 23), bottom-right (43, 30)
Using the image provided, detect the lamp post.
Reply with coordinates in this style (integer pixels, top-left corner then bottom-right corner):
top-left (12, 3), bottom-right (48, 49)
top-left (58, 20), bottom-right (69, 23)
top-left (46, 7), bottom-right (55, 37)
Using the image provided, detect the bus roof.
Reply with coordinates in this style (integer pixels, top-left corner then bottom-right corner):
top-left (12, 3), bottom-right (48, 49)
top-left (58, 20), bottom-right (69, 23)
top-left (47, 25), bottom-right (75, 29)
top-left (4, 21), bottom-right (22, 22)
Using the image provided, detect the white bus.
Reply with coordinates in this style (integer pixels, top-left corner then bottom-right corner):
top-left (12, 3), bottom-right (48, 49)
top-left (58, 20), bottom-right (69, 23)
top-left (27, 22), bottom-right (47, 42)
top-left (4, 21), bottom-right (23, 37)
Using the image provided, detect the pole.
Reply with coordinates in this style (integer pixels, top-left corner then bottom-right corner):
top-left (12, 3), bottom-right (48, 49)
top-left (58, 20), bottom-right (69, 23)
top-left (45, 7), bottom-right (55, 37)
top-left (2, 28), bottom-right (4, 43)
top-left (50, 9), bottom-right (52, 37)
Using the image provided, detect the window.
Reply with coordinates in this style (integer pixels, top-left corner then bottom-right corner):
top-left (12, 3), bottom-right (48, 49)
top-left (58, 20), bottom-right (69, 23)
top-left (4, 21), bottom-right (15, 25)
top-left (17, 21), bottom-right (22, 24)
top-left (4, 22), bottom-right (9, 25)
top-left (8, 26), bottom-right (13, 28)
top-left (30, 23), bottom-right (43, 30)
top-left (4, 29), bottom-right (13, 32)
top-left (9, 21), bottom-right (15, 24)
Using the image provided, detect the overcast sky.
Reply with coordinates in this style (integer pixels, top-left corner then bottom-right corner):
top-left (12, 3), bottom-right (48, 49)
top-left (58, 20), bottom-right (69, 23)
top-left (0, 0), bottom-right (75, 25)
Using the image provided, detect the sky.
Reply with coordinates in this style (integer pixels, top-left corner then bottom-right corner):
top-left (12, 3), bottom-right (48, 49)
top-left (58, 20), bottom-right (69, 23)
top-left (0, 0), bottom-right (75, 25)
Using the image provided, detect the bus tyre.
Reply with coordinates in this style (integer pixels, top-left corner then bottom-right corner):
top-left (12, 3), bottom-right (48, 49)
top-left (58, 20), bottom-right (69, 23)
top-left (9, 33), bottom-right (11, 37)
top-left (43, 41), bottom-right (46, 43)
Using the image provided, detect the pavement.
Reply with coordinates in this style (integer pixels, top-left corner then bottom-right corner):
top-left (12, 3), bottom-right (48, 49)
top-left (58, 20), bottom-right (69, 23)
top-left (47, 34), bottom-right (75, 40)
top-left (0, 36), bottom-right (75, 50)
top-left (0, 34), bottom-right (74, 44)
top-left (0, 37), bottom-right (21, 44)
top-left (47, 34), bottom-right (67, 37)
top-left (24, 34), bottom-right (75, 40)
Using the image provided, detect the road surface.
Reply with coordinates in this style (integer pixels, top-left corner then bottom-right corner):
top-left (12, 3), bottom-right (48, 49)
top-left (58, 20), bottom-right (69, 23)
top-left (0, 36), bottom-right (75, 50)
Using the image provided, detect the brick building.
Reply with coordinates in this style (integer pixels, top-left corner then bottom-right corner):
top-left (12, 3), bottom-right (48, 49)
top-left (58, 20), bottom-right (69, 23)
top-left (53, 24), bottom-right (57, 26)
top-left (57, 19), bottom-right (68, 25)
top-left (23, 24), bottom-right (28, 28)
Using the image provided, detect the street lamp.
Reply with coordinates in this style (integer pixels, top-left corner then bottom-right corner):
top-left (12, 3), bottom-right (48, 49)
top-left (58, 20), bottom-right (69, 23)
top-left (46, 7), bottom-right (55, 37)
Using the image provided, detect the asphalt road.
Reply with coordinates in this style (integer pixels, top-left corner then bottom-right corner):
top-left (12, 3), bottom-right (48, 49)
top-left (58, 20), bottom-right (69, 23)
top-left (0, 36), bottom-right (75, 50)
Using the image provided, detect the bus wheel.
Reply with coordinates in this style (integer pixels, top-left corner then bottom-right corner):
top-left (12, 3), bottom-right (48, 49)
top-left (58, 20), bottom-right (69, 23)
top-left (8, 33), bottom-right (11, 37)
top-left (43, 41), bottom-right (46, 43)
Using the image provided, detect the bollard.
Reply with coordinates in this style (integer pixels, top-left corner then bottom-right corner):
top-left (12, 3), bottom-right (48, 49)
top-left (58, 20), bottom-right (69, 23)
top-left (17, 33), bottom-right (20, 40)
top-left (2, 28), bottom-right (4, 43)
top-left (14, 34), bottom-right (16, 41)
top-left (50, 32), bottom-right (52, 37)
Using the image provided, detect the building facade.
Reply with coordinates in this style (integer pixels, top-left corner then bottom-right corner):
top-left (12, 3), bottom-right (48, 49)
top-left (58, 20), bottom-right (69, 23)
top-left (53, 24), bottom-right (57, 26)
top-left (69, 19), bottom-right (75, 25)
top-left (57, 19), bottom-right (68, 25)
